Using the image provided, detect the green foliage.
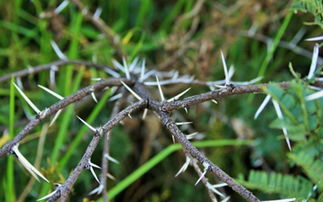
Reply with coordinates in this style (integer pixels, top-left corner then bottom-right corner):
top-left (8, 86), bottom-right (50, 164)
top-left (239, 170), bottom-right (313, 199)
top-left (241, 79), bottom-right (323, 200)
top-left (292, 0), bottom-right (323, 28)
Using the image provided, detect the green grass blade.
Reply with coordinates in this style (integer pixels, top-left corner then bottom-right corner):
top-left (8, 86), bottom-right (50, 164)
top-left (5, 76), bottom-right (16, 201)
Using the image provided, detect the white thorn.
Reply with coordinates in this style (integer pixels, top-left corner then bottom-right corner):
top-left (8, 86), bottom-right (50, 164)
top-left (211, 99), bottom-right (218, 104)
top-left (305, 90), bottom-right (323, 101)
top-left (176, 122), bottom-right (192, 126)
top-left (12, 144), bottom-right (49, 183)
top-left (184, 107), bottom-right (188, 114)
top-left (109, 93), bottom-right (122, 102)
top-left (93, 7), bottom-right (102, 19)
top-left (91, 92), bottom-right (98, 103)
top-left (186, 132), bottom-right (198, 140)
top-left (49, 110), bottom-right (62, 127)
top-left (16, 77), bottom-right (23, 89)
top-left (306, 35), bottom-right (323, 41)
top-left (122, 58), bottom-right (131, 79)
top-left (38, 85), bottom-right (64, 100)
top-left (88, 160), bottom-right (101, 184)
top-left (254, 95), bottom-right (271, 119)
top-left (262, 198), bottom-right (296, 202)
top-left (307, 43), bottom-right (319, 80)
top-left (171, 135), bottom-right (176, 144)
top-left (49, 65), bottom-right (57, 88)
top-left (89, 184), bottom-right (103, 195)
top-left (104, 67), bottom-right (121, 78)
top-left (167, 88), bottom-right (191, 102)
top-left (221, 196), bottom-right (231, 202)
top-left (142, 108), bottom-right (148, 120)
top-left (175, 156), bottom-right (190, 177)
top-left (104, 154), bottom-right (119, 164)
top-left (77, 116), bottom-right (97, 133)
top-left (54, 0), bottom-right (69, 14)
top-left (155, 75), bottom-right (165, 101)
top-left (128, 113), bottom-right (132, 119)
top-left (120, 81), bottom-right (143, 101)
top-left (220, 51), bottom-right (230, 85)
top-left (13, 82), bottom-right (41, 114)
top-left (129, 57), bottom-right (139, 72)
top-left (106, 172), bottom-right (116, 180)
top-left (195, 163), bottom-right (209, 186)
top-left (272, 100), bottom-right (291, 151)
top-left (228, 64), bottom-right (235, 81)
top-left (112, 59), bottom-right (125, 72)
top-left (139, 59), bottom-right (146, 82)
top-left (91, 78), bottom-right (102, 81)
top-left (206, 182), bottom-right (226, 198)
top-left (50, 41), bottom-right (67, 60)
top-left (37, 189), bottom-right (58, 201)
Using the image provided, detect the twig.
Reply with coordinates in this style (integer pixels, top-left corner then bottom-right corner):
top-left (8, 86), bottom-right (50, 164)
top-left (0, 60), bottom-right (114, 83)
top-left (0, 78), bottom-right (131, 157)
top-left (48, 100), bottom-right (147, 201)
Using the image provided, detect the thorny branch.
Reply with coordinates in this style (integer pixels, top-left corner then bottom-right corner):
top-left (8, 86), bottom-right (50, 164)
top-left (1, 57), bottom-right (322, 201)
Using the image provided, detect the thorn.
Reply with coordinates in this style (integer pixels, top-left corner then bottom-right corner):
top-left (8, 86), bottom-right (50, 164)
top-left (195, 162), bottom-right (209, 186)
top-left (306, 35), bottom-right (323, 41)
top-left (254, 95), bottom-right (271, 119)
top-left (262, 198), bottom-right (296, 202)
top-left (109, 93), bottom-right (122, 102)
top-left (37, 188), bottom-right (59, 201)
top-left (175, 156), bottom-right (191, 177)
top-left (112, 59), bottom-right (125, 72)
top-left (49, 65), bottom-right (58, 88)
top-left (12, 144), bottom-right (49, 183)
top-left (16, 77), bottom-right (23, 89)
top-left (38, 85), bottom-right (64, 100)
top-left (211, 99), bottom-right (218, 104)
top-left (50, 41), bottom-right (67, 60)
top-left (272, 100), bottom-right (292, 151)
top-left (171, 135), bottom-right (176, 144)
top-left (120, 81), bottom-right (143, 101)
top-left (307, 43), bottom-right (319, 80)
top-left (54, 0), bottom-right (69, 14)
top-left (142, 108), bottom-right (148, 120)
top-left (129, 57), bottom-right (139, 72)
top-left (128, 113), bottom-right (132, 119)
top-left (77, 116), bottom-right (97, 133)
top-left (220, 51), bottom-right (230, 85)
top-left (155, 75), bottom-right (165, 101)
top-left (13, 82), bottom-right (41, 114)
top-left (221, 196), bottom-right (231, 202)
top-left (206, 182), bottom-right (226, 198)
top-left (176, 122), bottom-right (192, 126)
top-left (184, 107), bottom-right (188, 114)
top-left (91, 92), bottom-right (98, 103)
top-left (49, 110), bottom-right (62, 127)
top-left (186, 132), bottom-right (198, 140)
top-left (139, 59), bottom-right (146, 82)
top-left (167, 88), bottom-right (191, 102)
top-left (122, 58), bottom-right (131, 79)
top-left (88, 159), bottom-right (101, 184)
top-left (228, 64), bottom-right (235, 81)
top-left (104, 67), bottom-right (121, 78)
top-left (104, 154), bottom-right (119, 164)
top-left (305, 90), bottom-right (323, 101)
top-left (89, 184), bottom-right (103, 195)
top-left (93, 7), bottom-right (102, 19)
top-left (106, 172), bottom-right (116, 180)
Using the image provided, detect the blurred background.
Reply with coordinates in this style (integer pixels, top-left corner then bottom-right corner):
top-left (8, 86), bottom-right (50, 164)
top-left (0, 0), bottom-right (322, 201)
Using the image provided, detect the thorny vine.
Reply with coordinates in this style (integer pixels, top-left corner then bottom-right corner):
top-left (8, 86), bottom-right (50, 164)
top-left (1, 0), bottom-right (322, 201)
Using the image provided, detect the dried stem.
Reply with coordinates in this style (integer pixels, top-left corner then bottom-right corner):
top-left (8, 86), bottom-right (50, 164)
top-left (48, 100), bottom-right (147, 201)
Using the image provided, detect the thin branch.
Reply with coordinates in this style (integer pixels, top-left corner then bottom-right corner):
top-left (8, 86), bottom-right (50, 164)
top-left (0, 78), bottom-right (131, 157)
top-left (0, 60), bottom-right (115, 83)
top-left (48, 100), bottom-right (147, 201)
